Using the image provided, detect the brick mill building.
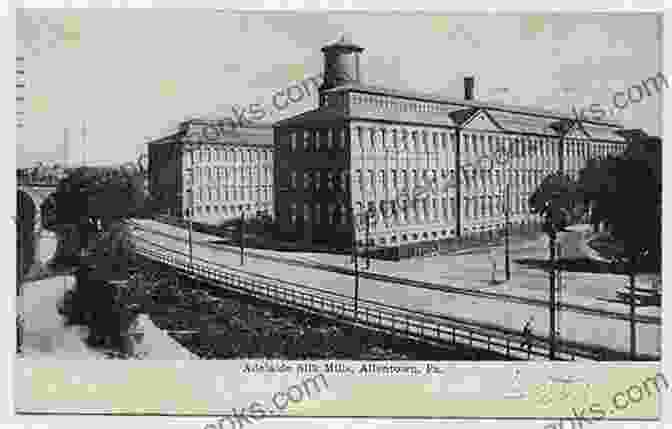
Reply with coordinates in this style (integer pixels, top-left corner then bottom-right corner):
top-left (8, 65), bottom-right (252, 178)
top-left (273, 35), bottom-right (628, 258)
top-left (147, 120), bottom-right (273, 225)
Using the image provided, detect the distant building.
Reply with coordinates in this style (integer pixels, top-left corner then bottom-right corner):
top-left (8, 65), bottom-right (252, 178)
top-left (147, 120), bottom-right (273, 224)
top-left (273, 35), bottom-right (627, 258)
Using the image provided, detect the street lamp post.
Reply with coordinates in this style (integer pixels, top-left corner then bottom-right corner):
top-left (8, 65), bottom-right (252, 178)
top-left (184, 146), bottom-right (195, 271)
top-left (240, 210), bottom-right (245, 266)
top-left (365, 208), bottom-right (378, 269)
top-left (350, 207), bottom-right (360, 320)
top-left (504, 182), bottom-right (511, 281)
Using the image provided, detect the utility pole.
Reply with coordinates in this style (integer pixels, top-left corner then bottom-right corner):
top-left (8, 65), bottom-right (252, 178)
top-left (365, 208), bottom-right (371, 269)
top-left (81, 120), bottom-right (87, 166)
top-left (629, 260), bottom-right (637, 360)
top-left (17, 213), bottom-right (23, 354)
top-left (64, 128), bottom-right (70, 168)
top-left (240, 211), bottom-right (245, 266)
top-left (184, 146), bottom-right (194, 271)
top-left (187, 190), bottom-right (193, 269)
top-left (549, 230), bottom-right (557, 360)
top-left (504, 183), bottom-right (511, 281)
top-left (351, 207), bottom-right (360, 320)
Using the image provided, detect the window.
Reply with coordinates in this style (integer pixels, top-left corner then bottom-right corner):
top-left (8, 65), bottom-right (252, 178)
top-left (328, 171), bottom-right (335, 190)
top-left (314, 203), bottom-right (321, 225)
top-left (304, 171), bottom-right (311, 190)
top-left (314, 171), bottom-right (321, 190)
top-left (327, 204), bottom-right (336, 225)
top-left (289, 203), bottom-right (297, 224)
top-left (290, 171), bottom-right (297, 189)
top-left (304, 131), bottom-right (311, 151)
top-left (290, 132), bottom-right (297, 152)
top-left (304, 203), bottom-right (311, 224)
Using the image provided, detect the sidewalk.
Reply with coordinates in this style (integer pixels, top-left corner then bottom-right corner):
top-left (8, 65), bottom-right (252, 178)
top-left (133, 220), bottom-right (662, 358)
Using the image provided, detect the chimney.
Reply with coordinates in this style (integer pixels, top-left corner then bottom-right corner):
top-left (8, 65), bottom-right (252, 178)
top-left (464, 76), bottom-right (474, 100)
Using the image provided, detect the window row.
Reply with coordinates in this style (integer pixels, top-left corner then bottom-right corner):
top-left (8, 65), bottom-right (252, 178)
top-left (288, 203), bottom-right (349, 226)
top-left (462, 169), bottom-right (546, 191)
top-left (189, 186), bottom-right (272, 203)
top-left (353, 168), bottom-right (455, 192)
top-left (187, 203), bottom-right (270, 217)
top-left (287, 169), bottom-right (349, 192)
top-left (352, 198), bottom-right (455, 226)
top-left (352, 93), bottom-right (450, 115)
top-left (352, 127), bottom-right (455, 154)
top-left (188, 147), bottom-right (271, 164)
top-left (191, 166), bottom-right (272, 185)
top-left (462, 193), bottom-right (531, 219)
top-left (461, 133), bottom-right (563, 160)
top-left (288, 129), bottom-right (347, 152)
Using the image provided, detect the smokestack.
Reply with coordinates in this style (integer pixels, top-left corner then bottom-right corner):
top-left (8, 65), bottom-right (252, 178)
top-left (464, 76), bottom-right (474, 100)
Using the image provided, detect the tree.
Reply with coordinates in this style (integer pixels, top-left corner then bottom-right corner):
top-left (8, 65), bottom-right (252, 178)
top-left (577, 137), bottom-right (661, 272)
top-left (575, 136), bottom-right (661, 359)
top-left (529, 172), bottom-right (581, 360)
top-left (42, 166), bottom-right (146, 255)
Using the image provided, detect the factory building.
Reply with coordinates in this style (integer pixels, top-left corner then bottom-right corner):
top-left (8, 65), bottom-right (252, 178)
top-left (273, 35), bottom-right (627, 258)
top-left (147, 120), bottom-right (274, 225)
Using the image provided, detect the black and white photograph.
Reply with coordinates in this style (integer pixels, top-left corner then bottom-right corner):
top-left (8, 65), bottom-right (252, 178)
top-left (16, 9), bottom-right (663, 369)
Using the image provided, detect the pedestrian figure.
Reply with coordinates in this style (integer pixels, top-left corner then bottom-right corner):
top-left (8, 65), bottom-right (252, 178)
top-left (488, 248), bottom-right (498, 284)
top-left (522, 316), bottom-right (535, 356)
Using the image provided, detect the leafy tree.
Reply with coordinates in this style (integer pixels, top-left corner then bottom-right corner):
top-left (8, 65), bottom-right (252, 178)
top-left (528, 172), bottom-right (581, 360)
top-left (529, 172), bottom-right (581, 240)
top-left (42, 166), bottom-right (146, 254)
top-left (577, 137), bottom-right (661, 272)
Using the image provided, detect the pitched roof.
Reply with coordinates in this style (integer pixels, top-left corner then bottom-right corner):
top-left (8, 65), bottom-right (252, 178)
top-left (322, 82), bottom-right (623, 129)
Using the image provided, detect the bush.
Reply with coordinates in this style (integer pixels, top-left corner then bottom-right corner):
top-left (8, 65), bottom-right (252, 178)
top-left (58, 265), bottom-right (138, 354)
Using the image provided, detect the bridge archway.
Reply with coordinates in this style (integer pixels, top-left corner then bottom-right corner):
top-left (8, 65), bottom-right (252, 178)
top-left (17, 190), bottom-right (37, 281)
top-left (16, 185), bottom-right (57, 280)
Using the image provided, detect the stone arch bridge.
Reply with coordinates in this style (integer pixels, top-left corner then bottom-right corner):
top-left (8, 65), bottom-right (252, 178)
top-left (17, 184), bottom-right (57, 281)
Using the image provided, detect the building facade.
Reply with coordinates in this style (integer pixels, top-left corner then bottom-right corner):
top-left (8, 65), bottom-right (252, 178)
top-left (148, 120), bottom-right (274, 225)
top-left (274, 36), bottom-right (627, 258)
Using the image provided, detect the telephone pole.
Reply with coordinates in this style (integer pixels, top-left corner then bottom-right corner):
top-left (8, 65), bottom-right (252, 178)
top-left (504, 183), bottom-right (511, 280)
top-left (240, 211), bottom-right (245, 266)
top-left (81, 120), bottom-right (87, 166)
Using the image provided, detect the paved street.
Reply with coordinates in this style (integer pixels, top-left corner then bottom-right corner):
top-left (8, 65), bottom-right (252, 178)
top-left (132, 219), bottom-right (662, 358)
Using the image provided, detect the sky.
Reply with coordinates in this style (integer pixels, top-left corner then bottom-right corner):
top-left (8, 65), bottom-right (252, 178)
top-left (16, 10), bottom-right (663, 168)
